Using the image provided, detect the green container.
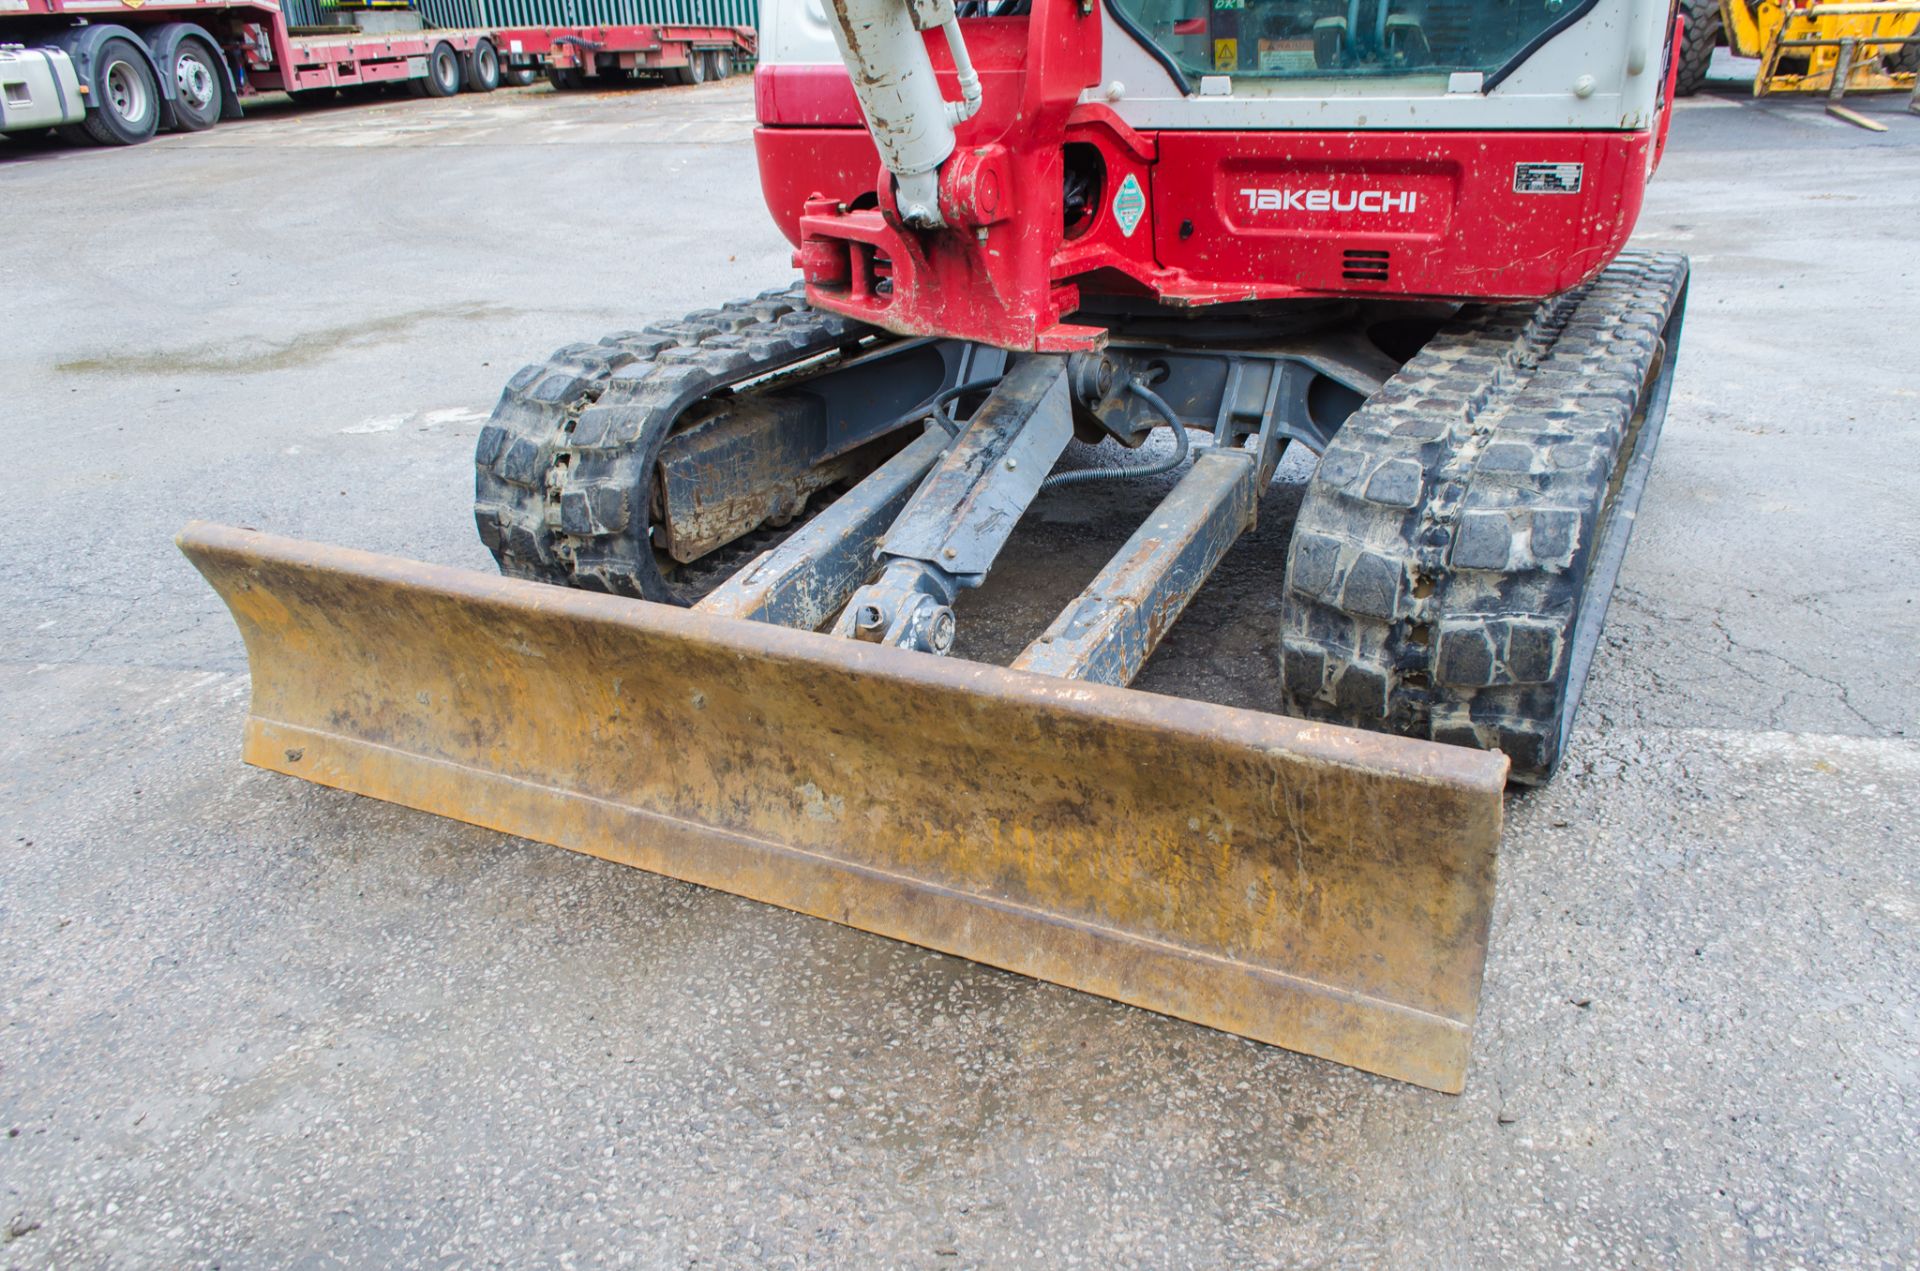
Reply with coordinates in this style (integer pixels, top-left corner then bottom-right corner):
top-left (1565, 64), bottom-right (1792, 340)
top-left (413, 0), bottom-right (755, 27)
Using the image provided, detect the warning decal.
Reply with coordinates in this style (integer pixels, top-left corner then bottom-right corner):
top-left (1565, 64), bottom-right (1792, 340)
top-left (1112, 173), bottom-right (1146, 238)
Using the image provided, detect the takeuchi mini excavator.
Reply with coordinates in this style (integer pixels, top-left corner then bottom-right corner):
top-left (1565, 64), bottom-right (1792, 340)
top-left (181, 0), bottom-right (1689, 1091)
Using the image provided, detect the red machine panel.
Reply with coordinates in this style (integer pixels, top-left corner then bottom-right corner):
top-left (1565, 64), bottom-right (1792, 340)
top-left (753, 0), bottom-right (1671, 351)
top-left (753, 62), bottom-right (863, 127)
top-left (1151, 130), bottom-right (1655, 301)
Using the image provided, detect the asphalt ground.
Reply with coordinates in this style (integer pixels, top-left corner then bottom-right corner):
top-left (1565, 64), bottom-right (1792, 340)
top-left (2, 55), bottom-right (1916, 1268)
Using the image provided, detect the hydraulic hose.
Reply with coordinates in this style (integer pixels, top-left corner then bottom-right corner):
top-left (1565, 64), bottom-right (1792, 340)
top-left (897, 376), bottom-right (1004, 437)
top-left (1040, 379), bottom-right (1191, 491)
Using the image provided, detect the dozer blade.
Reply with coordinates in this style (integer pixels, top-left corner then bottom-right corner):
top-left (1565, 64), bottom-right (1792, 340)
top-left (179, 520), bottom-right (1508, 1092)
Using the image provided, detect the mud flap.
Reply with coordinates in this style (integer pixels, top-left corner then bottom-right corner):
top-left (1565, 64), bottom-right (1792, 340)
top-left (180, 521), bottom-right (1508, 1092)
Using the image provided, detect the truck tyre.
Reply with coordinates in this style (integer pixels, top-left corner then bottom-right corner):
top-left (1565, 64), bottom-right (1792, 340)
top-left (167, 38), bottom-right (225, 131)
top-left (422, 41), bottom-right (462, 97)
top-left (711, 50), bottom-right (732, 79)
top-left (504, 65), bottom-right (538, 87)
top-left (676, 53), bottom-right (707, 85)
top-left (66, 37), bottom-right (161, 145)
top-left (464, 39), bottom-right (500, 92)
top-left (545, 66), bottom-right (585, 91)
top-left (1673, 0), bottom-right (1721, 96)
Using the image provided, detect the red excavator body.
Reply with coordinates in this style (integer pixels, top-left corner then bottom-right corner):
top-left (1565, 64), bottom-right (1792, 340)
top-left (753, 0), bottom-right (1679, 350)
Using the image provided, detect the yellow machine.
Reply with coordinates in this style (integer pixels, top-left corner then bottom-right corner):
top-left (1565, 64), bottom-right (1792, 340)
top-left (1677, 0), bottom-right (1920, 98)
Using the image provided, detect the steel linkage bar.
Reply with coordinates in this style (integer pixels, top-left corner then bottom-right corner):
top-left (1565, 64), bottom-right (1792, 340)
top-left (1013, 448), bottom-right (1260, 685)
top-left (694, 426), bottom-right (951, 631)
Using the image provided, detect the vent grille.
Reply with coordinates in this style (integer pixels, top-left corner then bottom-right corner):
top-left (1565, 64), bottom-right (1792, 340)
top-left (1342, 249), bottom-right (1391, 282)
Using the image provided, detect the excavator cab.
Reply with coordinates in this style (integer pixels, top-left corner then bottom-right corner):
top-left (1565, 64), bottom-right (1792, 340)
top-left (1134, 0), bottom-right (1554, 77)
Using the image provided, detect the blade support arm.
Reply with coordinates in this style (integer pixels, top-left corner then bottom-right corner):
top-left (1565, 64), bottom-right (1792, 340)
top-left (1013, 447), bottom-right (1260, 686)
top-left (833, 355), bottom-right (1077, 652)
top-left (694, 426), bottom-right (953, 631)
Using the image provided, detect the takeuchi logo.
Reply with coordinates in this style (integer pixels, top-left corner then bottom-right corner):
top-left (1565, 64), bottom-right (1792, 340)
top-left (1238, 188), bottom-right (1420, 213)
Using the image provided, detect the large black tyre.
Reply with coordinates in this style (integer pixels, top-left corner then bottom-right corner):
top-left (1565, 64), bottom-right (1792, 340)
top-left (503, 64), bottom-right (538, 87)
top-left (1673, 0), bottom-right (1722, 96)
top-left (464, 39), bottom-right (501, 92)
top-left (1278, 253), bottom-right (1688, 784)
top-left (67, 37), bottom-right (161, 146)
top-left (1888, 35), bottom-right (1919, 74)
top-left (166, 38), bottom-right (225, 132)
top-left (674, 53), bottom-right (708, 85)
top-left (545, 65), bottom-right (586, 91)
top-left (420, 41), bottom-right (462, 97)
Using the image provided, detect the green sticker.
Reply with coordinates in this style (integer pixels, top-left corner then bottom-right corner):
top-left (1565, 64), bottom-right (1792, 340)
top-left (1112, 173), bottom-right (1146, 239)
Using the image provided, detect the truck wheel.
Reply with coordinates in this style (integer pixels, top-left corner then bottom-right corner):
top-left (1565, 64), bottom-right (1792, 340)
top-left (464, 39), bottom-right (500, 92)
top-left (710, 50), bottom-right (732, 79)
top-left (168, 38), bottom-right (225, 131)
top-left (504, 65), bottom-right (537, 87)
top-left (71, 37), bottom-right (161, 145)
top-left (422, 41), bottom-right (462, 97)
top-left (676, 53), bottom-right (707, 85)
top-left (545, 66), bottom-right (585, 91)
top-left (1673, 0), bottom-right (1721, 96)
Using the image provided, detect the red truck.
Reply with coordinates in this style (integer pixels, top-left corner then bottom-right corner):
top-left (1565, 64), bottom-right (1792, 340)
top-left (0, 0), bottom-right (753, 146)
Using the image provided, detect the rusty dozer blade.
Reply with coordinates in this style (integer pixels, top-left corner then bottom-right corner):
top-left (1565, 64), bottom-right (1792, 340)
top-left (179, 521), bottom-right (1507, 1092)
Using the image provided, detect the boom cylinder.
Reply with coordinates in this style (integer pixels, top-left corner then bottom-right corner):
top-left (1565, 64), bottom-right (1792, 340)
top-left (821, 0), bottom-right (978, 227)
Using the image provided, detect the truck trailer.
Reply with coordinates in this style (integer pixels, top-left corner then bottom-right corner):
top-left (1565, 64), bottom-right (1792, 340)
top-left (0, 0), bottom-right (753, 146)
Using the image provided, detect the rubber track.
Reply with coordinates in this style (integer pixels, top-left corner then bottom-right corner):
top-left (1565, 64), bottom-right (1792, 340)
top-left (1279, 251), bottom-right (1689, 783)
top-left (1673, 0), bottom-right (1722, 97)
top-left (473, 285), bottom-right (870, 604)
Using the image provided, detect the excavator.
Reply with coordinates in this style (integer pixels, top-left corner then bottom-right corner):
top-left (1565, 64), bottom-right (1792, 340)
top-left (180, 0), bottom-right (1690, 1092)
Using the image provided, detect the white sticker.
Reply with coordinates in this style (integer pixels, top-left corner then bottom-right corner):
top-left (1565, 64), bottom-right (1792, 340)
top-left (1112, 173), bottom-right (1146, 238)
top-left (1514, 162), bottom-right (1584, 194)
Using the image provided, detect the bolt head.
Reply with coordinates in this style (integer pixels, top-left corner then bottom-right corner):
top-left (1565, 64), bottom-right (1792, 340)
top-left (929, 608), bottom-right (957, 653)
